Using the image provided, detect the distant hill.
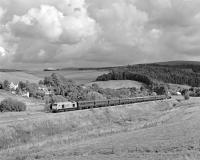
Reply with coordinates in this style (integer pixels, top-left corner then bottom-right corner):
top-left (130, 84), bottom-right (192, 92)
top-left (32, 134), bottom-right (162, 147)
top-left (57, 66), bottom-right (117, 71)
top-left (1, 60), bottom-right (200, 86)
top-left (0, 69), bottom-right (22, 72)
top-left (55, 61), bottom-right (200, 71)
top-left (154, 61), bottom-right (200, 66)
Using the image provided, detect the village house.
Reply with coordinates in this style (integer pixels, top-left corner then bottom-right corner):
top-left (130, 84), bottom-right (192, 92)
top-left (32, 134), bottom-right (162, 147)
top-left (9, 82), bottom-right (18, 91)
top-left (22, 91), bottom-right (30, 98)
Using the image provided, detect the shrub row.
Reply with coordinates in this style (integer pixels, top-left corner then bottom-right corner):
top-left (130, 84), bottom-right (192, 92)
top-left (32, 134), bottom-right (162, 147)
top-left (0, 98), bottom-right (26, 112)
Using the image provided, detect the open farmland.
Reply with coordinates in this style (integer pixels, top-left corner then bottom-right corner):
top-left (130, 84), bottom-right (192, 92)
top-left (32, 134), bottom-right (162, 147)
top-left (0, 72), bottom-right (41, 83)
top-left (1, 97), bottom-right (200, 160)
top-left (26, 70), bottom-right (109, 84)
top-left (86, 80), bottom-right (144, 89)
top-left (0, 69), bottom-right (108, 84)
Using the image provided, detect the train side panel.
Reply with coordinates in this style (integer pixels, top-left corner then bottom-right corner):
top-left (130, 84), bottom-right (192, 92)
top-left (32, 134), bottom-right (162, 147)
top-left (108, 99), bottom-right (120, 106)
top-left (75, 95), bottom-right (168, 111)
top-left (77, 101), bottom-right (95, 110)
top-left (95, 100), bottom-right (109, 107)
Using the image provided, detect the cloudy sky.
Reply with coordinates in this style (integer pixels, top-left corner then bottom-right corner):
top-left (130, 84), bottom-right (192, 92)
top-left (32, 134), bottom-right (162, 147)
top-left (0, 0), bottom-right (200, 69)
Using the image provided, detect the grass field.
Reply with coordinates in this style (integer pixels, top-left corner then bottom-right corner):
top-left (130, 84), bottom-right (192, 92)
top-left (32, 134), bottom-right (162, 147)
top-left (0, 69), bottom-right (198, 160)
top-left (0, 72), bottom-right (41, 84)
top-left (1, 97), bottom-right (200, 160)
top-left (0, 70), bottom-right (108, 84)
top-left (86, 80), bottom-right (144, 89)
top-left (28, 70), bottom-right (108, 84)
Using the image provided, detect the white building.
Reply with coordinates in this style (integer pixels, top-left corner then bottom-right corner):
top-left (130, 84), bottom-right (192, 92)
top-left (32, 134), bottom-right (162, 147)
top-left (22, 91), bottom-right (30, 98)
top-left (9, 82), bottom-right (18, 90)
top-left (176, 92), bottom-right (182, 96)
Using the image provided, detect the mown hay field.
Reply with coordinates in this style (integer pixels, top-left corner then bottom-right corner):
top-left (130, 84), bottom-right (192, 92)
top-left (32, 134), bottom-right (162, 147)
top-left (86, 80), bottom-right (144, 89)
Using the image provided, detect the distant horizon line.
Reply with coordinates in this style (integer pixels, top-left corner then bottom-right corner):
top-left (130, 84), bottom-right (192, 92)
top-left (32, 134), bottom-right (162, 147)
top-left (0, 60), bottom-right (200, 71)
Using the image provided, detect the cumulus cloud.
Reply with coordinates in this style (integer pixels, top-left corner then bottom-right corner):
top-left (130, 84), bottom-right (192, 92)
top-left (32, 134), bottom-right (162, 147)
top-left (0, 46), bottom-right (6, 56)
top-left (0, 7), bottom-right (6, 22)
top-left (0, 0), bottom-right (200, 68)
top-left (0, 7), bottom-right (8, 58)
top-left (0, 0), bottom-right (99, 64)
top-left (88, 0), bottom-right (148, 46)
top-left (10, 4), bottom-right (97, 44)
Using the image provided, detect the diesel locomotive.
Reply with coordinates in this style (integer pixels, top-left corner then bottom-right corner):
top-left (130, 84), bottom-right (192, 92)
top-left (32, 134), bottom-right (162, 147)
top-left (50, 95), bottom-right (169, 112)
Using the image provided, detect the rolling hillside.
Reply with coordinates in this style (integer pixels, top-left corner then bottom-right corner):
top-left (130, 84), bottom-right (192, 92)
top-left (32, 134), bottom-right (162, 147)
top-left (155, 60), bottom-right (200, 66)
top-left (0, 70), bottom-right (108, 84)
top-left (1, 97), bottom-right (200, 160)
top-left (1, 60), bottom-right (200, 86)
top-left (26, 70), bottom-right (108, 84)
top-left (0, 72), bottom-right (41, 83)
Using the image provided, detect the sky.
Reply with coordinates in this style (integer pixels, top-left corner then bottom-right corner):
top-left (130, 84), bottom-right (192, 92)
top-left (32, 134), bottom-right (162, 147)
top-left (0, 0), bottom-right (200, 69)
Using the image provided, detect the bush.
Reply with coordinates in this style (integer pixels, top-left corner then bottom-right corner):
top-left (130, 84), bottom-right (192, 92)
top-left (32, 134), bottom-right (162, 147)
top-left (184, 92), bottom-right (190, 100)
top-left (36, 90), bottom-right (45, 99)
top-left (0, 98), bottom-right (27, 112)
top-left (3, 80), bottom-right (10, 91)
top-left (152, 92), bottom-right (157, 96)
top-left (153, 84), bottom-right (168, 95)
top-left (0, 81), bottom-right (3, 89)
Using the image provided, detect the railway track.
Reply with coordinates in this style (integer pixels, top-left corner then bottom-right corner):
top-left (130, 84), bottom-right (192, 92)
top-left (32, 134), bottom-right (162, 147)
top-left (0, 95), bottom-right (169, 125)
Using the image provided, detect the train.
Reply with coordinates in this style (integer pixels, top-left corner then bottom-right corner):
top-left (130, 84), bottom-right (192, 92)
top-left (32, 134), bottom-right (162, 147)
top-left (50, 95), bottom-right (170, 112)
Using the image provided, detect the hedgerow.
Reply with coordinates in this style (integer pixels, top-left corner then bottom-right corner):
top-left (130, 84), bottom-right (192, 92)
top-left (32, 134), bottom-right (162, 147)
top-left (0, 98), bottom-right (27, 112)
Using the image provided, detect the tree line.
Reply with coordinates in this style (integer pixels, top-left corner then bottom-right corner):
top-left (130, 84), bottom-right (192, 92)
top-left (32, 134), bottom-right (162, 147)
top-left (96, 64), bottom-right (200, 87)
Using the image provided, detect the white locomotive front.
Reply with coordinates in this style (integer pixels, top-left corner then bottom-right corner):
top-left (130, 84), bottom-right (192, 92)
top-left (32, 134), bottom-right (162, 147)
top-left (51, 101), bottom-right (77, 112)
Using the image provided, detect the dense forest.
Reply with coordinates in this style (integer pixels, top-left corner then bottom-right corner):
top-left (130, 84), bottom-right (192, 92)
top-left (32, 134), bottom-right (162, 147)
top-left (96, 64), bottom-right (200, 87)
top-left (97, 71), bottom-right (153, 85)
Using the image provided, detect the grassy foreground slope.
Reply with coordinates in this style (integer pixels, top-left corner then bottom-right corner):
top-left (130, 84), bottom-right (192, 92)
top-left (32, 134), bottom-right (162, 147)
top-left (1, 97), bottom-right (200, 159)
